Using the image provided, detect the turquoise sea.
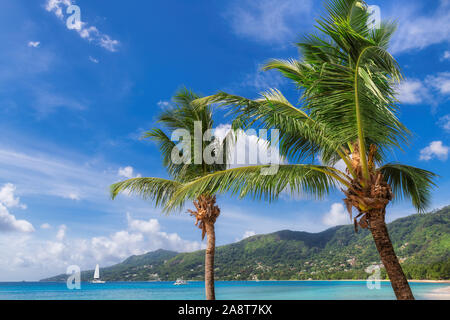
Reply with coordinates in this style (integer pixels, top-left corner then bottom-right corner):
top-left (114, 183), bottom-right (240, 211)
top-left (0, 281), bottom-right (447, 300)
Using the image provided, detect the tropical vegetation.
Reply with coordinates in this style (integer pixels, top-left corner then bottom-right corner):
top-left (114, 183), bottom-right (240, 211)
top-left (42, 206), bottom-right (450, 282)
top-left (164, 0), bottom-right (437, 300)
top-left (110, 88), bottom-right (228, 300)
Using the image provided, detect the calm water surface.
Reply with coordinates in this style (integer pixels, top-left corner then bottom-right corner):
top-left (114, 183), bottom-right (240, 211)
top-left (0, 281), bottom-right (447, 300)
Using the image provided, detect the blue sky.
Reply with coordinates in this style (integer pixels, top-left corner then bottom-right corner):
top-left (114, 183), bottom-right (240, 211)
top-left (0, 0), bottom-right (449, 280)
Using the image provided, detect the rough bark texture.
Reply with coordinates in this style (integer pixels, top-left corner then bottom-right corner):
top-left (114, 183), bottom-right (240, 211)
top-left (204, 221), bottom-right (216, 300)
top-left (369, 211), bottom-right (415, 300)
top-left (188, 195), bottom-right (220, 300)
top-left (343, 143), bottom-right (415, 300)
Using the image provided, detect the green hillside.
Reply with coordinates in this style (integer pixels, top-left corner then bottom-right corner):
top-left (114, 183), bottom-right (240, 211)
top-left (42, 206), bottom-right (450, 282)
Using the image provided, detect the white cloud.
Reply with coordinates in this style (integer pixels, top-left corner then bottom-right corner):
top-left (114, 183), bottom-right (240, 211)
top-left (45, 0), bottom-right (71, 19)
top-left (0, 183), bottom-right (34, 233)
top-left (333, 159), bottom-right (348, 173)
top-left (438, 115), bottom-right (450, 132)
top-left (242, 230), bottom-right (256, 239)
top-left (0, 213), bottom-right (203, 279)
top-left (395, 73), bottom-right (450, 107)
top-left (40, 223), bottom-right (52, 229)
top-left (56, 224), bottom-right (67, 241)
top-left (78, 25), bottom-right (98, 40)
top-left (442, 51), bottom-right (450, 61)
top-left (64, 192), bottom-right (80, 201)
top-left (118, 166), bottom-right (141, 179)
top-left (396, 79), bottom-right (429, 104)
top-left (27, 41), bottom-right (40, 48)
top-left (99, 35), bottom-right (120, 52)
top-left (0, 183), bottom-right (27, 209)
top-left (322, 203), bottom-right (350, 227)
top-left (419, 141), bottom-right (449, 161)
top-left (127, 213), bottom-right (159, 234)
top-left (225, 0), bottom-right (313, 44)
top-left (0, 204), bottom-right (34, 233)
top-left (157, 100), bottom-right (171, 109)
top-left (45, 0), bottom-right (120, 52)
top-left (426, 72), bottom-right (450, 95)
top-left (88, 56), bottom-right (99, 64)
top-left (390, 1), bottom-right (450, 54)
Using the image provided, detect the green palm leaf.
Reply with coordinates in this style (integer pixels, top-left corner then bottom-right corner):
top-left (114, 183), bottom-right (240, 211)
top-left (166, 164), bottom-right (348, 211)
top-left (110, 177), bottom-right (183, 209)
top-left (379, 164), bottom-right (437, 212)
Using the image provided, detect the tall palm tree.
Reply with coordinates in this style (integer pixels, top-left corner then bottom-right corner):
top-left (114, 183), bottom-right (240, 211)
top-left (110, 88), bottom-right (227, 300)
top-left (165, 0), bottom-right (437, 300)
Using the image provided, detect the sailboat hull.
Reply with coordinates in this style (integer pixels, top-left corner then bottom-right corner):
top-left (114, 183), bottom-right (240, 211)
top-left (91, 280), bottom-right (106, 284)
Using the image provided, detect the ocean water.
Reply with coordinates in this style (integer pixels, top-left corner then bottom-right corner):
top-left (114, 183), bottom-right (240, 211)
top-left (0, 281), bottom-right (447, 300)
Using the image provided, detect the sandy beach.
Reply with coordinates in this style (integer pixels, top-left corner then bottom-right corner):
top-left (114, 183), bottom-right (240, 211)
top-left (409, 280), bottom-right (450, 284)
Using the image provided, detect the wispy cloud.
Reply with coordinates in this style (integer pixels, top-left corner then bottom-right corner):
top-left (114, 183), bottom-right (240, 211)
top-left (390, 0), bottom-right (450, 54)
top-left (157, 100), bottom-right (171, 109)
top-left (27, 41), bottom-right (40, 48)
top-left (88, 56), bottom-right (99, 64)
top-left (396, 73), bottom-right (450, 108)
top-left (425, 72), bottom-right (450, 95)
top-left (224, 64), bottom-right (287, 94)
top-left (45, 0), bottom-right (120, 52)
top-left (45, 0), bottom-right (72, 19)
top-left (241, 67), bottom-right (286, 91)
top-left (31, 86), bottom-right (87, 115)
top-left (0, 147), bottom-right (113, 202)
top-left (438, 115), bottom-right (450, 132)
top-left (396, 79), bottom-right (430, 104)
top-left (225, 0), bottom-right (313, 45)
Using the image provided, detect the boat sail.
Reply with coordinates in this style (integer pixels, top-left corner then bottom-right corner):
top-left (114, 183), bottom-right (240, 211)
top-left (91, 264), bottom-right (106, 284)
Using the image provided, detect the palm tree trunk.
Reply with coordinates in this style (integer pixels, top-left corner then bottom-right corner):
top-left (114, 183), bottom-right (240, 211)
top-left (369, 211), bottom-right (414, 300)
top-left (204, 221), bottom-right (216, 300)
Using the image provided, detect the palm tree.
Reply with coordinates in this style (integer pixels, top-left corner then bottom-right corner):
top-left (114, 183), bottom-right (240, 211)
top-left (110, 88), bottom-right (227, 300)
top-left (165, 0), bottom-right (437, 300)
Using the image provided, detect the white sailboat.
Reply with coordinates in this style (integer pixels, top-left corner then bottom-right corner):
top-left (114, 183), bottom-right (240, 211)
top-left (91, 264), bottom-right (106, 284)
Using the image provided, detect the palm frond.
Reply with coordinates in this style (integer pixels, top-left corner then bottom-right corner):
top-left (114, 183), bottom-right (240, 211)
top-left (166, 164), bottom-right (346, 211)
top-left (193, 91), bottom-right (342, 164)
top-left (262, 59), bottom-right (313, 86)
top-left (110, 177), bottom-right (183, 210)
top-left (143, 128), bottom-right (185, 177)
top-left (379, 164), bottom-right (437, 212)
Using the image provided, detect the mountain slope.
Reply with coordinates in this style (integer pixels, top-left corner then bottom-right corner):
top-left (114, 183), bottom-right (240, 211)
top-left (41, 206), bottom-right (450, 281)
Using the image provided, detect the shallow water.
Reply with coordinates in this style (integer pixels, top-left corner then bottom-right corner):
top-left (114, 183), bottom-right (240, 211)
top-left (0, 281), bottom-right (447, 300)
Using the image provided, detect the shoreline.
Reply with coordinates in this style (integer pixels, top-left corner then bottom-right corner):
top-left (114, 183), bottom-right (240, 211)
top-left (32, 279), bottom-right (450, 284)
top-left (245, 279), bottom-right (450, 283)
